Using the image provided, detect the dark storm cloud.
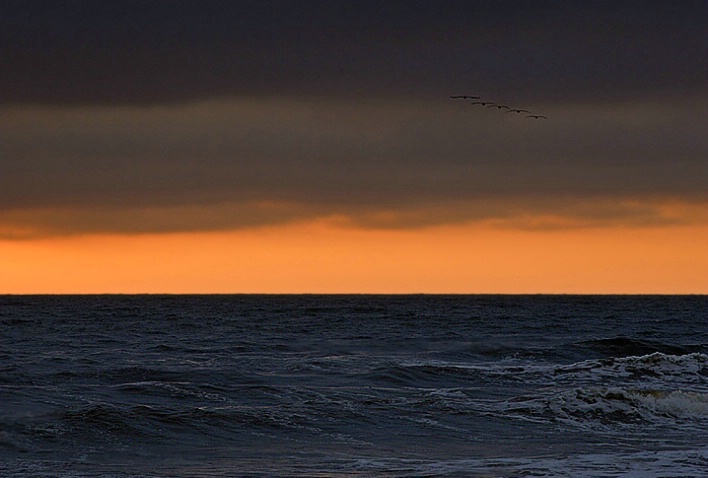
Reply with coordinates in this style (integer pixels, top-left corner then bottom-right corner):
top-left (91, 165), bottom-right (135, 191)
top-left (1, 96), bottom-right (707, 237)
top-left (2, 0), bottom-right (707, 105)
top-left (2, 1), bottom-right (707, 237)
top-left (3, 98), bottom-right (706, 207)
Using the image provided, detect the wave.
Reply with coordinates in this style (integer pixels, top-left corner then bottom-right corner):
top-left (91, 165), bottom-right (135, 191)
top-left (400, 352), bottom-right (708, 387)
top-left (7, 400), bottom-right (325, 453)
top-left (577, 336), bottom-right (705, 358)
top-left (551, 352), bottom-right (708, 387)
top-left (462, 353), bottom-right (708, 431)
top-left (489, 386), bottom-right (708, 432)
top-left (398, 352), bottom-right (708, 432)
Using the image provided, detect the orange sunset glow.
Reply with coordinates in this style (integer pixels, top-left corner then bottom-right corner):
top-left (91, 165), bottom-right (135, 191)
top-left (2, 220), bottom-right (706, 294)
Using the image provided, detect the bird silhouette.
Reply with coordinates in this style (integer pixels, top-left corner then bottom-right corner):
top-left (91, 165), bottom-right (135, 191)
top-left (450, 95), bottom-right (546, 120)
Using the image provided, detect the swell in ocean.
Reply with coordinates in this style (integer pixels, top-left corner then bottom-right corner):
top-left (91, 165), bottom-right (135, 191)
top-left (1, 295), bottom-right (706, 477)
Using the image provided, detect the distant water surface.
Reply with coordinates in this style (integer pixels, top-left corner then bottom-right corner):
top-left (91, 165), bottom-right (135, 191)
top-left (1, 295), bottom-right (707, 477)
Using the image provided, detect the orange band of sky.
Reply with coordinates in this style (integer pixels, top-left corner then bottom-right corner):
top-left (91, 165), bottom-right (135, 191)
top-left (2, 221), bottom-right (706, 294)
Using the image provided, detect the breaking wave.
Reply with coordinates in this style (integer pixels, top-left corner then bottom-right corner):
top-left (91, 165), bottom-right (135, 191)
top-left (464, 352), bottom-right (708, 431)
top-left (401, 351), bottom-right (708, 386)
top-left (494, 387), bottom-right (708, 430)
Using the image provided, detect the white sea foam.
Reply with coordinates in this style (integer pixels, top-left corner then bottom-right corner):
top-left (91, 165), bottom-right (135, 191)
top-left (633, 389), bottom-right (708, 418)
top-left (409, 353), bottom-right (708, 432)
top-left (488, 386), bottom-right (708, 433)
top-left (553, 352), bottom-right (708, 384)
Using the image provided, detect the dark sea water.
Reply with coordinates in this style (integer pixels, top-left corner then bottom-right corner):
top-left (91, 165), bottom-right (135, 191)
top-left (1, 295), bottom-right (707, 477)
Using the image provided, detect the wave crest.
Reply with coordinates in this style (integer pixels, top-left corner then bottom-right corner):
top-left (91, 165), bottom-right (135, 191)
top-left (498, 386), bottom-right (708, 429)
top-left (553, 352), bottom-right (708, 385)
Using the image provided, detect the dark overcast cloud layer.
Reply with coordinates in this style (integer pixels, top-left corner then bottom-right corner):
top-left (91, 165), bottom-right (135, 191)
top-left (2, 96), bottom-right (707, 237)
top-left (1, 1), bottom-right (707, 237)
top-left (2, 0), bottom-right (707, 105)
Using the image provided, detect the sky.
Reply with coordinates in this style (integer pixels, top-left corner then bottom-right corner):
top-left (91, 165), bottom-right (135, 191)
top-left (1, 0), bottom-right (707, 293)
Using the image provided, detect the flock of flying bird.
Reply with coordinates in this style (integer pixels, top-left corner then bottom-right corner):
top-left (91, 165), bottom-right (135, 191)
top-left (450, 95), bottom-right (547, 119)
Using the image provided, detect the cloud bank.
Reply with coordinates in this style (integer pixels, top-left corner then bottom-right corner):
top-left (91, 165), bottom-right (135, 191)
top-left (1, 2), bottom-right (706, 238)
top-left (2, 97), bottom-right (706, 237)
top-left (2, 1), bottom-right (707, 105)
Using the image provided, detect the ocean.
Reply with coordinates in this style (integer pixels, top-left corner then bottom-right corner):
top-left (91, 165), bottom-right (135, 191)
top-left (1, 295), bottom-right (706, 477)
